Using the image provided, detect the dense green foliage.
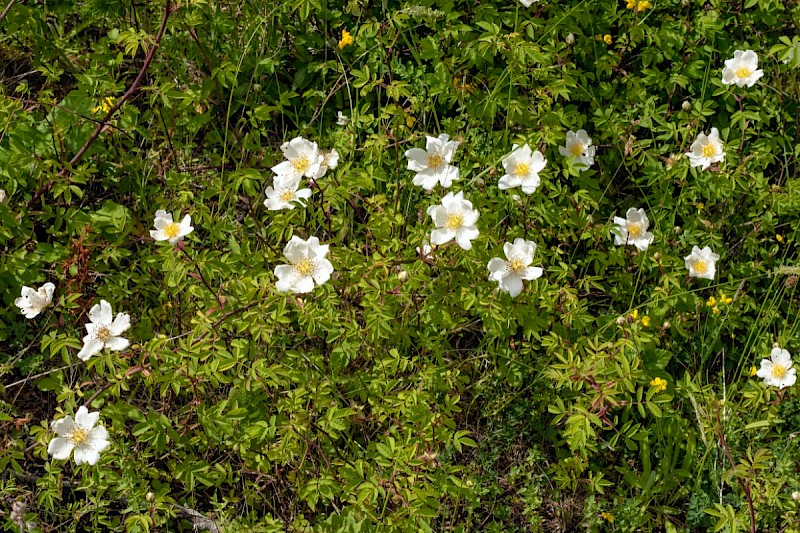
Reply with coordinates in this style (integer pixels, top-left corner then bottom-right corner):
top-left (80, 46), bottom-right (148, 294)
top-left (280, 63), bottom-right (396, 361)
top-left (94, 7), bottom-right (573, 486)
top-left (2, 0), bottom-right (800, 531)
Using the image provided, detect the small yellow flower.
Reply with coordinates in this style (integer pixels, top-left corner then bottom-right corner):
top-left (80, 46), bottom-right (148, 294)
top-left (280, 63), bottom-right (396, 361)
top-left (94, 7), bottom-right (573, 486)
top-left (712, 306), bottom-right (720, 314)
top-left (641, 316), bottom-right (651, 327)
top-left (630, 309), bottom-right (638, 320)
top-left (601, 512), bottom-right (615, 523)
top-left (92, 97), bottom-right (115, 114)
top-left (338, 29), bottom-right (354, 49)
top-left (776, 234), bottom-right (784, 243)
top-left (637, 0), bottom-right (652, 10)
top-left (626, 0), bottom-right (636, 7)
top-left (720, 293), bottom-right (732, 305)
top-left (749, 365), bottom-right (758, 377)
top-left (604, 34), bottom-right (613, 45)
top-left (650, 377), bottom-right (668, 391)
top-left (706, 296), bottom-right (716, 307)
top-left (697, 202), bottom-right (704, 212)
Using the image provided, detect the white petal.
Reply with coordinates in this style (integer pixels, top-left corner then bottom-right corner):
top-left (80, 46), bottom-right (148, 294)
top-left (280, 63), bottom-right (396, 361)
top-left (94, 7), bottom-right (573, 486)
top-left (73, 445), bottom-right (100, 466)
top-left (51, 416), bottom-right (75, 437)
top-left (105, 336), bottom-right (129, 351)
top-left (293, 275), bottom-right (315, 294)
top-left (89, 300), bottom-right (113, 325)
top-left (48, 437), bottom-right (74, 460)
top-left (110, 313), bottom-right (131, 336)
top-left (77, 338), bottom-right (105, 361)
top-left (430, 228), bottom-right (455, 245)
top-left (74, 407), bottom-right (98, 429)
top-left (312, 259), bottom-right (334, 285)
top-left (502, 275), bottom-right (524, 297)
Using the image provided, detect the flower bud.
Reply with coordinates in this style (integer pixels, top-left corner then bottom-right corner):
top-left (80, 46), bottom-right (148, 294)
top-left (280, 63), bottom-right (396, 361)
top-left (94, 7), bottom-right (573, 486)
top-left (566, 33), bottom-right (575, 45)
top-left (793, 490), bottom-right (800, 500)
top-left (674, 226), bottom-right (682, 235)
top-left (681, 101), bottom-right (692, 111)
top-left (474, 177), bottom-right (485, 187)
top-left (146, 492), bottom-right (155, 502)
top-left (398, 270), bottom-right (408, 281)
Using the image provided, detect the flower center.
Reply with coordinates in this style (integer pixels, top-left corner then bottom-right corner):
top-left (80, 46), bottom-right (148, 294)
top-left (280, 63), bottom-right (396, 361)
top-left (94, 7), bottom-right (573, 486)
top-left (570, 143), bottom-right (585, 157)
top-left (735, 66), bottom-right (752, 79)
top-left (95, 326), bottom-right (111, 343)
top-left (427, 153), bottom-right (444, 169)
top-left (701, 143), bottom-right (717, 158)
top-left (771, 363), bottom-right (787, 379)
top-left (627, 223), bottom-right (642, 238)
top-left (692, 259), bottom-right (708, 274)
top-left (507, 258), bottom-right (526, 273)
top-left (445, 212), bottom-right (463, 230)
top-left (514, 162), bottom-right (530, 177)
top-left (164, 222), bottom-right (181, 238)
top-left (292, 155), bottom-right (310, 174)
top-left (295, 259), bottom-right (314, 276)
top-left (69, 427), bottom-right (89, 446)
top-left (280, 190), bottom-right (295, 202)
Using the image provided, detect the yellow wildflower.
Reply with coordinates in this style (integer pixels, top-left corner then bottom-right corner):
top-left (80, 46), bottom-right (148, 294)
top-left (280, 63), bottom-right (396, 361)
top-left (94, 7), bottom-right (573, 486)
top-left (776, 234), bottom-right (784, 243)
top-left (604, 34), bottom-right (613, 45)
top-left (338, 29), bottom-right (354, 49)
top-left (706, 296), bottom-right (716, 307)
top-left (697, 202), bottom-right (704, 212)
top-left (92, 97), bottom-right (115, 114)
top-left (626, 0), bottom-right (636, 7)
top-left (637, 0), bottom-right (652, 10)
top-left (712, 306), bottom-right (720, 314)
top-left (641, 316), bottom-right (651, 327)
top-left (601, 512), bottom-right (615, 523)
top-left (749, 366), bottom-right (758, 377)
top-left (720, 293), bottom-right (732, 305)
top-left (630, 309), bottom-right (639, 320)
top-left (650, 377), bottom-right (668, 391)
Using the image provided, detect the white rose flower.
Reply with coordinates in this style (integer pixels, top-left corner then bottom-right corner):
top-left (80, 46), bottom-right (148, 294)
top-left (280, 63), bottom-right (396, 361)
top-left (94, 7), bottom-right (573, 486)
top-left (150, 210), bottom-right (193, 245)
top-left (684, 246), bottom-right (720, 280)
top-left (487, 238), bottom-right (544, 297)
top-left (336, 111), bottom-right (350, 126)
top-left (756, 347), bottom-right (797, 389)
top-left (272, 137), bottom-right (324, 180)
top-left (520, 0), bottom-right (539, 5)
top-left (264, 175), bottom-right (312, 210)
top-left (405, 133), bottom-right (461, 190)
top-left (558, 129), bottom-right (596, 171)
top-left (721, 50), bottom-right (764, 87)
top-left (14, 282), bottom-right (55, 319)
top-left (499, 144), bottom-right (547, 194)
top-left (427, 191), bottom-right (480, 250)
top-left (312, 149), bottom-right (340, 181)
top-left (77, 300), bottom-right (131, 361)
top-left (611, 208), bottom-right (654, 251)
top-left (48, 406), bottom-right (110, 466)
top-left (686, 128), bottom-right (725, 170)
top-left (274, 236), bottom-right (334, 293)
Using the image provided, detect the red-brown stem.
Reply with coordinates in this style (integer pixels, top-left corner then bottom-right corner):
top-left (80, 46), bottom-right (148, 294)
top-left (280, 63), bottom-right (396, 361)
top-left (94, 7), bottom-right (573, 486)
top-left (716, 410), bottom-right (756, 533)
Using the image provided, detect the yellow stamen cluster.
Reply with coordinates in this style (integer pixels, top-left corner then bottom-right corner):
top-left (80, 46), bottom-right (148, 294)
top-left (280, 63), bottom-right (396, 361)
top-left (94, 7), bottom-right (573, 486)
top-left (570, 143), bottom-right (585, 157)
top-left (735, 66), bottom-right (753, 79)
top-left (427, 153), bottom-right (444, 169)
top-left (771, 363), bottom-right (788, 379)
top-left (701, 143), bottom-right (717, 158)
top-left (627, 223), bottom-right (642, 238)
top-left (294, 259), bottom-right (315, 276)
top-left (446, 212), bottom-right (464, 230)
top-left (95, 326), bottom-right (111, 343)
top-left (507, 258), bottom-right (525, 273)
top-left (292, 155), bottom-right (310, 174)
top-left (692, 259), bottom-right (708, 274)
top-left (163, 222), bottom-right (181, 239)
top-left (69, 427), bottom-right (89, 446)
top-left (280, 190), bottom-right (295, 203)
top-left (513, 162), bottom-right (530, 177)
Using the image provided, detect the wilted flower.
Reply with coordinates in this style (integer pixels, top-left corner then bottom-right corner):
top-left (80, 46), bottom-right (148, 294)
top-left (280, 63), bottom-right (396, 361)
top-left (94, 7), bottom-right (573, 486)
top-left (150, 210), bottom-right (193, 246)
top-left (499, 144), bottom-right (546, 194)
top-left (427, 191), bottom-right (480, 250)
top-left (685, 246), bottom-right (720, 280)
top-left (487, 238), bottom-right (544, 297)
top-left (15, 282), bottom-right (55, 319)
top-left (264, 175), bottom-right (312, 210)
top-left (48, 406), bottom-right (110, 466)
top-left (405, 133), bottom-right (461, 190)
top-left (559, 129), bottom-right (596, 170)
top-left (313, 149), bottom-right (340, 181)
top-left (722, 50), bottom-right (764, 88)
top-left (336, 111), bottom-right (350, 126)
top-left (274, 236), bottom-right (334, 293)
top-left (76, 300), bottom-right (130, 361)
top-left (611, 208), bottom-right (654, 251)
top-left (756, 347), bottom-right (797, 389)
top-left (686, 128), bottom-right (725, 170)
top-left (272, 137), bottom-right (323, 180)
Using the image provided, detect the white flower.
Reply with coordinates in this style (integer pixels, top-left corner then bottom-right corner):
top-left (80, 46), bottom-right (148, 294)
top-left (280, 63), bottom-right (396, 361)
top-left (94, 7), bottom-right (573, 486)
top-left (405, 133), bottom-right (461, 190)
top-left (722, 50), bottom-right (764, 88)
top-left (336, 111), bottom-right (350, 126)
top-left (686, 128), bottom-right (725, 170)
top-left (756, 347), bottom-right (797, 389)
top-left (264, 175), bottom-right (312, 210)
top-left (487, 238), bottom-right (543, 297)
top-left (76, 300), bottom-right (131, 361)
top-left (312, 149), bottom-right (340, 181)
top-left (272, 137), bottom-right (323, 180)
top-left (520, 0), bottom-right (539, 5)
top-left (150, 210), bottom-right (193, 245)
top-left (274, 236), bottom-right (334, 293)
top-left (558, 129), bottom-right (596, 170)
top-left (611, 208), bottom-right (654, 251)
top-left (684, 246), bottom-right (720, 280)
top-left (48, 406), bottom-right (110, 466)
top-left (427, 191), bottom-right (480, 250)
top-left (499, 144), bottom-right (546, 194)
top-left (14, 282), bottom-right (55, 319)
top-left (565, 33), bottom-right (575, 45)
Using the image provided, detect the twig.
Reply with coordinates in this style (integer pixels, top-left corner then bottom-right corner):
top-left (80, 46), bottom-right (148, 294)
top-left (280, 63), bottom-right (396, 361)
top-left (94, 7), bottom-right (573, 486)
top-left (5, 363), bottom-right (82, 389)
top-left (174, 504), bottom-right (222, 532)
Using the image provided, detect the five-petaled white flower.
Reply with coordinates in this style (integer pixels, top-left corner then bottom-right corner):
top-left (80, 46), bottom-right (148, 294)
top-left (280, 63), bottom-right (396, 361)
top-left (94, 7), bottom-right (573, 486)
top-left (684, 246), bottom-right (720, 280)
top-left (722, 50), bottom-right (764, 88)
top-left (77, 300), bottom-right (131, 361)
top-left (487, 238), bottom-right (544, 297)
top-left (264, 175), bottom-right (312, 210)
top-left (48, 406), bottom-right (110, 466)
top-left (499, 144), bottom-right (546, 194)
top-left (427, 191), bottom-right (480, 250)
top-left (272, 137), bottom-right (324, 180)
top-left (274, 236), bottom-right (334, 293)
top-left (15, 282), bottom-right (55, 319)
top-left (405, 133), bottom-right (461, 190)
top-left (686, 128), bottom-right (725, 170)
top-left (611, 208), bottom-right (654, 251)
top-left (313, 149), bottom-right (340, 181)
top-left (150, 210), bottom-right (193, 245)
top-left (559, 129), bottom-right (596, 170)
top-left (756, 347), bottom-right (797, 389)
